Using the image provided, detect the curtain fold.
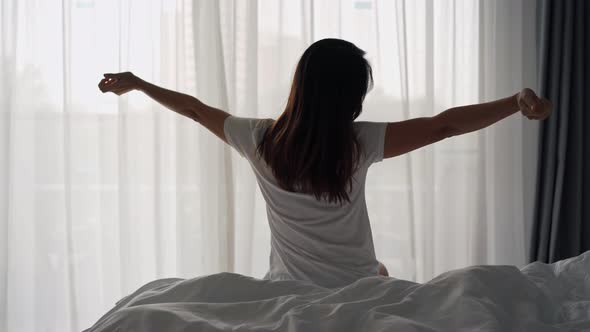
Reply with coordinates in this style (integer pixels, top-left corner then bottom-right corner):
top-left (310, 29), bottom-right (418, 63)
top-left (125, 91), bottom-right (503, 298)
top-left (0, 1), bottom-right (539, 331)
top-left (530, 0), bottom-right (590, 263)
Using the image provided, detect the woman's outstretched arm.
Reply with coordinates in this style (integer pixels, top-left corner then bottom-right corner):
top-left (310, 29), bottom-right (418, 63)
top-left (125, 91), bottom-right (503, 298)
top-left (98, 72), bottom-right (230, 143)
top-left (382, 88), bottom-right (552, 159)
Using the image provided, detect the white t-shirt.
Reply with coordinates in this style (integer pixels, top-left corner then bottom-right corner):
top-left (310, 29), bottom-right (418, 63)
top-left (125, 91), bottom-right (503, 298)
top-left (224, 115), bottom-right (388, 288)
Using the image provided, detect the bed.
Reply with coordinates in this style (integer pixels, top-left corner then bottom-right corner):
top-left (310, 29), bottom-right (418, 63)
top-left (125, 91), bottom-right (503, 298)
top-left (84, 251), bottom-right (590, 331)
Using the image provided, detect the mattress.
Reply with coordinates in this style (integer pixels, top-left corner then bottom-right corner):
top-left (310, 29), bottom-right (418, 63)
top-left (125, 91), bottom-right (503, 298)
top-left (84, 251), bottom-right (590, 331)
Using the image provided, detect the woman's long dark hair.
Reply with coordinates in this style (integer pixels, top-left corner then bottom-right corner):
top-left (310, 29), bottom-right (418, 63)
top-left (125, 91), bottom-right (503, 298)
top-left (256, 38), bottom-right (373, 204)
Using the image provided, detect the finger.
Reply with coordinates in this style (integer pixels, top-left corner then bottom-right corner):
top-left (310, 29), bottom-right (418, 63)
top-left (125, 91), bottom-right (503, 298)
top-left (102, 78), bottom-right (119, 89)
top-left (518, 95), bottom-right (532, 113)
top-left (522, 91), bottom-right (538, 109)
top-left (100, 79), bottom-right (123, 94)
top-left (99, 78), bottom-right (116, 90)
top-left (518, 98), bottom-right (530, 114)
top-left (524, 97), bottom-right (542, 117)
top-left (521, 103), bottom-right (533, 116)
top-left (530, 102), bottom-right (542, 116)
top-left (98, 78), bottom-right (111, 91)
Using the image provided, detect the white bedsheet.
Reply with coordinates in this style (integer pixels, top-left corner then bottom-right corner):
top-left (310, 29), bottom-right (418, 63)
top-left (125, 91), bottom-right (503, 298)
top-left (85, 251), bottom-right (590, 332)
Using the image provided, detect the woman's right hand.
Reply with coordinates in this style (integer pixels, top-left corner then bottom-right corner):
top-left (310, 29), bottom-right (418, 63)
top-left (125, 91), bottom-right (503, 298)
top-left (517, 88), bottom-right (552, 120)
top-left (98, 71), bottom-right (142, 95)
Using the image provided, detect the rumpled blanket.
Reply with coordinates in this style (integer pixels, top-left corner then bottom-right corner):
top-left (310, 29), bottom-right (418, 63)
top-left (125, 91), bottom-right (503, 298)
top-left (84, 251), bottom-right (590, 331)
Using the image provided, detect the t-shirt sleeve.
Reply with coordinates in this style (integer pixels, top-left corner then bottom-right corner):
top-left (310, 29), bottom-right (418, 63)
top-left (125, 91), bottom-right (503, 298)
top-left (354, 121), bottom-right (388, 165)
top-left (223, 115), bottom-right (264, 159)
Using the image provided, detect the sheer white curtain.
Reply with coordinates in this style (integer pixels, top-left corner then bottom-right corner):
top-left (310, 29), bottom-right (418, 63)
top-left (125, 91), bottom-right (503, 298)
top-left (0, 0), bottom-right (539, 331)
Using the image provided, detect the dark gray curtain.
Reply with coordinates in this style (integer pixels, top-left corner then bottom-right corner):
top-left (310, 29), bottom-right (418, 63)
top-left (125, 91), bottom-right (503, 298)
top-left (530, 0), bottom-right (590, 263)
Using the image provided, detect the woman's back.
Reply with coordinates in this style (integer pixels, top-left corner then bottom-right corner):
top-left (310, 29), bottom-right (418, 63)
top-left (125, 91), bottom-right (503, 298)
top-left (224, 115), bottom-right (387, 288)
top-left (99, 35), bottom-right (552, 289)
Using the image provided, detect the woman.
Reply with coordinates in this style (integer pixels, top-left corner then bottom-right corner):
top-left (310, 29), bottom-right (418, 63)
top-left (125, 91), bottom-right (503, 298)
top-left (98, 38), bottom-right (551, 288)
